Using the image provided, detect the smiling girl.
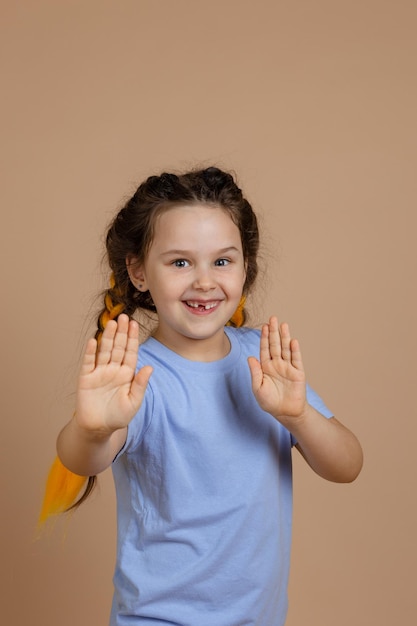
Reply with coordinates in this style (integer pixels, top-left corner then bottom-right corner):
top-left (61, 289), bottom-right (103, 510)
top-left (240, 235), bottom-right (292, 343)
top-left (44, 166), bottom-right (362, 625)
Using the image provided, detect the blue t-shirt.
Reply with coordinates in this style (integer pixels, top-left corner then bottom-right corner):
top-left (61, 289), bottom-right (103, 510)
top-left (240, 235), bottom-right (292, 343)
top-left (110, 327), bottom-right (333, 626)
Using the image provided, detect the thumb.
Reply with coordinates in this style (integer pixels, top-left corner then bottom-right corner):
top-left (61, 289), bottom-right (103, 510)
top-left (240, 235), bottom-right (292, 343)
top-left (130, 365), bottom-right (153, 404)
top-left (247, 357), bottom-right (263, 394)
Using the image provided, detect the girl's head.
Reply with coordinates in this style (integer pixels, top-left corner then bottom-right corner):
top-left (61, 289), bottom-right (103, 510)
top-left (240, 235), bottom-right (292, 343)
top-left (97, 166), bottom-right (259, 338)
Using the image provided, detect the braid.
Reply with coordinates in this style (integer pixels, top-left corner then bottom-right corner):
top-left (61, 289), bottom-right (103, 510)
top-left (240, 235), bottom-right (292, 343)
top-left (95, 272), bottom-right (126, 343)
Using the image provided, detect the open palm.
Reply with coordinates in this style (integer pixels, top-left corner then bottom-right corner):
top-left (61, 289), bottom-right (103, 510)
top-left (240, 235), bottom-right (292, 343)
top-left (248, 317), bottom-right (307, 420)
top-left (76, 314), bottom-right (152, 434)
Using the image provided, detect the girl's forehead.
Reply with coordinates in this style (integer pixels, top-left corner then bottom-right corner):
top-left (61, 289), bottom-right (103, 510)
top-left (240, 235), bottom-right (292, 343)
top-left (155, 203), bottom-right (238, 232)
top-left (150, 204), bottom-right (242, 250)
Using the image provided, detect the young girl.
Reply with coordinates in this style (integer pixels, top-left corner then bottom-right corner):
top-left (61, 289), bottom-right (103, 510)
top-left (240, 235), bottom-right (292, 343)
top-left (45, 166), bottom-right (362, 625)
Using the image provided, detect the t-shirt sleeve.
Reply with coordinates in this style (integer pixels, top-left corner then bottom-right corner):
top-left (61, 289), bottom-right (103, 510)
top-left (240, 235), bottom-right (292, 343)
top-left (112, 384), bottom-right (155, 460)
top-left (306, 383), bottom-right (333, 418)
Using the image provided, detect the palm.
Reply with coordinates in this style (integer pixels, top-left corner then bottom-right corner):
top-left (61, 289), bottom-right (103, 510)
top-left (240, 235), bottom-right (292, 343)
top-left (76, 315), bottom-right (152, 433)
top-left (248, 317), bottom-right (307, 419)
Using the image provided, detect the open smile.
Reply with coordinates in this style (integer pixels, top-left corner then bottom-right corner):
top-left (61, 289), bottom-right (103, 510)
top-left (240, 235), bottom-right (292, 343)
top-left (183, 300), bottom-right (221, 314)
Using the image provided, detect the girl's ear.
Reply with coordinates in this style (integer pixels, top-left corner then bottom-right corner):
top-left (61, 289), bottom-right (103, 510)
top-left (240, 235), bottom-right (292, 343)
top-left (126, 256), bottom-right (148, 292)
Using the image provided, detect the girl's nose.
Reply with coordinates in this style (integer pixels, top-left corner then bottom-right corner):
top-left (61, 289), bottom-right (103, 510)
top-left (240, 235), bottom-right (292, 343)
top-left (192, 267), bottom-right (216, 291)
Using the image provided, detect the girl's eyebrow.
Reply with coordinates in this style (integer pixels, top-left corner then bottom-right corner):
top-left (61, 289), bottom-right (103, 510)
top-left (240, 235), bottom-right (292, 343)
top-left (160, 246), bottom-right (241, 257)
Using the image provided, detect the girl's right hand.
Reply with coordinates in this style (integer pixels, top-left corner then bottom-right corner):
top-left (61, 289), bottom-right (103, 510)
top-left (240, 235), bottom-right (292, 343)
top-left (75, 314), bottom-right (153, 436)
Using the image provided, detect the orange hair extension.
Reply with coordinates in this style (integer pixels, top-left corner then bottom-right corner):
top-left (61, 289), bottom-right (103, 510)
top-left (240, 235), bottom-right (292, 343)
top-left (95, 273), bottom-right (125, 345)
top-left (98, 294), bottom-right (125, 334)
top-left (39, 272), bottom-right (124, 525)
top-left (38, 457), bottom-right (87, 525)
top-left (227, 295), bottom-right (246, 328)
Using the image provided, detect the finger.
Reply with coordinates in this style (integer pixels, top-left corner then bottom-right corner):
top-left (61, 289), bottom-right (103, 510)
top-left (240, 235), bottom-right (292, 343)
top-left (290, 338), bottom-right (304, 371)
top-left (80, 338), bottom-right (98, 376)
top-left (279, 322), bottom-right (292, 362)
top-left (267, 316), bottom-right (282, 360)
top-left (247, 356), bottom-right (264, 393)
top-left (259, 323), bottom-right (272, 364)
top-left (110, 314), bottom-right (131, 365)
top-left (122, 320), bottom-right (140, 370)
top-left (95, 319), bottom-right (118, 366)
top-left (130, 365), bottom-right (153, 405)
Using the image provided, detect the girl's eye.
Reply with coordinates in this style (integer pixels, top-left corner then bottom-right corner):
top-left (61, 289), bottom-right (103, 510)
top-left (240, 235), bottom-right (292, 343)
top-left (173, 259), bottom-right (189, 268)
top-left (215, 258), bottom-right (230, 267)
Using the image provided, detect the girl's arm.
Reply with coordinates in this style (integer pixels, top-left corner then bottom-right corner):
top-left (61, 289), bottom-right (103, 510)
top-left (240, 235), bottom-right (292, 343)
top-left (57, 314), bottom-right (153, 476)
top-left (248, 317), bottom-right (363, 483)
top-left (292, 411), bottom-right (362, 483)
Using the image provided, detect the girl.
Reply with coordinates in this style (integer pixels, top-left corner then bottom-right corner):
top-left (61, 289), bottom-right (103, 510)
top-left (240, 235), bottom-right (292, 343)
top-left (44, 166), bottom-right (362, 625)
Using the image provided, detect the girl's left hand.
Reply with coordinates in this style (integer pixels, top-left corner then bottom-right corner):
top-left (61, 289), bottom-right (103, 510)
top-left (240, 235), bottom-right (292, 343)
top-left (248, 317), bottom-right (308, 420)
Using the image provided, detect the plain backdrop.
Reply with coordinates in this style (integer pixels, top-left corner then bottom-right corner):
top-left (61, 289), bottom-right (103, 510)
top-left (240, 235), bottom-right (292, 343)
top-left (1, 1), bottom-right (416, 625)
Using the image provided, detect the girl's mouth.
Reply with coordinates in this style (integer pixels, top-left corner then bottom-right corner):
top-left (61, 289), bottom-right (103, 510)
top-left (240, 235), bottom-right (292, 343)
top-left (184, 300), bottom-right (220, 313)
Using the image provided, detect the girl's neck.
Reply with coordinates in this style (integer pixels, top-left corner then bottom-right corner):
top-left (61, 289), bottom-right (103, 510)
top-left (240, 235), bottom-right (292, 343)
top-left (151, 327), bottom-right (231, 362)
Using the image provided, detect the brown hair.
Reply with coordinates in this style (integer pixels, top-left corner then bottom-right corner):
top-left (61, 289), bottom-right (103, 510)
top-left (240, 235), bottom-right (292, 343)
top-left (78, 166), bottom-right (260, 507)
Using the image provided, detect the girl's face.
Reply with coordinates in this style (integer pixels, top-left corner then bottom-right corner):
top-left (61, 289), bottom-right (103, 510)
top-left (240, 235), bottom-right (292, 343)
top-left (127, 204), bottom-right (247, 361)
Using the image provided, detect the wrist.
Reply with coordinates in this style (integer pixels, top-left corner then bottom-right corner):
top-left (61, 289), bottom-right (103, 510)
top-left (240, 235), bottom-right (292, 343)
top-left (271, 400), bottom-right (312, 422)
top-left (57, 416), bottom-right (127, 476)
top-left (72, 412), bottom-right (117, 443)
top-left (271, 401), bottom-right (311, 428)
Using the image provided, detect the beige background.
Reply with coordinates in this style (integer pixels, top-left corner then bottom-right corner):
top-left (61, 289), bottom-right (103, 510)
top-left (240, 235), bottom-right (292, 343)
top-left (1, 1), bottom-right (416, 624)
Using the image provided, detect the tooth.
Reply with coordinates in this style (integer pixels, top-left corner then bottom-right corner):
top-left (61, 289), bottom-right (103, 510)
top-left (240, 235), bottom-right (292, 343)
top-left (187, 301), bottom-right (217, 309)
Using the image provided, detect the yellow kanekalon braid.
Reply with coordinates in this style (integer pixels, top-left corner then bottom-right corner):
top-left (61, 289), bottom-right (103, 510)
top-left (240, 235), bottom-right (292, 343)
top-left (38, 273), bottom-right (125, 526)
top-left (96, 273), bottom-right (125, 343)
top-left (226, 295), bottom-right (246, 328)
top-left (38, 457), bottom-right (87, 525)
